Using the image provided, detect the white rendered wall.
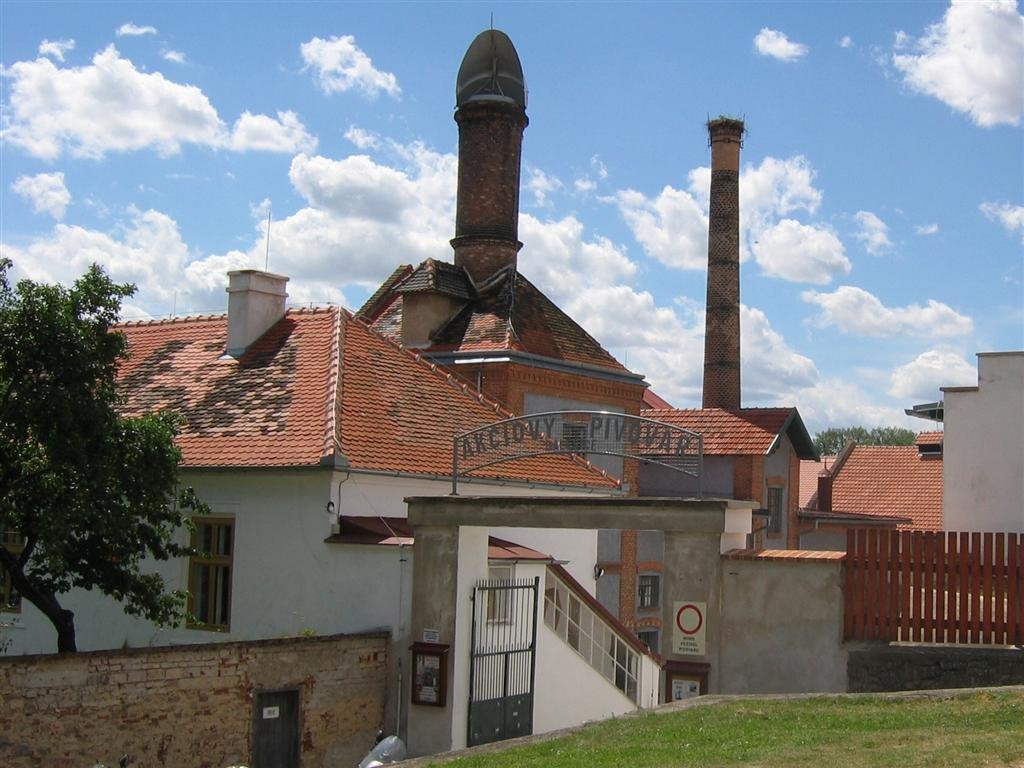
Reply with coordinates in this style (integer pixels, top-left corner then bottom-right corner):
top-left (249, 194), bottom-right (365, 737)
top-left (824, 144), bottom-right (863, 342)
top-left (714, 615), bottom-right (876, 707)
top-left (943, 352), bottom-right (1024, 533)
top-left (3, 470), bottom-right (414, 655)
top-left (449, 526), bottom-right (490, 751)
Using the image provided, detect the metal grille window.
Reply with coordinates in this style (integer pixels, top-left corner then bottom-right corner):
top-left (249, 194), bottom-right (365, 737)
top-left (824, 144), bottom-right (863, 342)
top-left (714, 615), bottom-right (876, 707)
top-left (767, 487), bottom-right (783, 534)
top-left (188, 518), bottom-right (233, 630)
top-left (636, 629), bottom-right (659, 652)
top-left (1, 531), bottom-right (25, 612)
top-left (561, 422), bottom-right (587, 453)
top-left (637, 574), bottom-right (660, 609)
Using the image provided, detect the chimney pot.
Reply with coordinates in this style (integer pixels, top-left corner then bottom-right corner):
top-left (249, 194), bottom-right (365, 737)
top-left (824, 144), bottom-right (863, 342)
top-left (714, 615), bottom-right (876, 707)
top-left (225, 269), bottom-right (288, 357)
top-left (816, 469), bottom-right (833, 513)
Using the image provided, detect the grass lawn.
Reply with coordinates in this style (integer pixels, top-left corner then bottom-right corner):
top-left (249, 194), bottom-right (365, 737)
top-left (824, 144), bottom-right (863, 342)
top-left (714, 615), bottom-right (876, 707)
top-left (430, 690), bottom-right (1024, 767)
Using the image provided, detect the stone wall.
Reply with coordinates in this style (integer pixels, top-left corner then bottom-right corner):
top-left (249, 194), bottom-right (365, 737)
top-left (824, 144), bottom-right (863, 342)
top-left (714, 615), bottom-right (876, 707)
top-left (848, 645), bottom-right (1024, 692)
top-left (0, 632), bottom-right (388, 768)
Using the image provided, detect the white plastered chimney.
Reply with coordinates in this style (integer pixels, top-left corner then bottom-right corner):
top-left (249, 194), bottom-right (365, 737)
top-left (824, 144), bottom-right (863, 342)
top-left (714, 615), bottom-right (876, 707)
top-left (225, 269), bottom-right (289, 357)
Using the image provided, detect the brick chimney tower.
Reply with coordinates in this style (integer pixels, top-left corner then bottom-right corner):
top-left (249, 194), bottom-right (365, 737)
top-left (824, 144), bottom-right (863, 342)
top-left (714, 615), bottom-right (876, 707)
top-left (451, 29), bottom-right (529, 285)
top-left (702, 117), bottom-right (745, 411)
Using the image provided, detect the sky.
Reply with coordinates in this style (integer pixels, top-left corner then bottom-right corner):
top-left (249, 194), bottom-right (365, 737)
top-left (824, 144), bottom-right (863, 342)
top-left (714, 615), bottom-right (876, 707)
top-left (2, 1), bottom-right (1022, 435)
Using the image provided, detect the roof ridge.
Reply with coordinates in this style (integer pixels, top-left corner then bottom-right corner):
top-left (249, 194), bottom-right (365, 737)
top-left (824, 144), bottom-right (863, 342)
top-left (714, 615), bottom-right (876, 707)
top-left (346, 311), bottom-right (617, 486)
top-left (115, 312), bottom-right (226, 328)
top-left (322, 307), bottom-right (344, 464)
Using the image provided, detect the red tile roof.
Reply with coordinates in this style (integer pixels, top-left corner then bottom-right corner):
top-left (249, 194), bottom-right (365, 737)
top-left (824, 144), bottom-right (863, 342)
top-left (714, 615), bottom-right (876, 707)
top-left (798, 457), bottom-right (834, 508)
top-left (826, 445), bottom-right (943, 531)
top-left (915, 431), bottom-right (944, 446)
top-left (641, 407), bottom-right (813, 457)
top-left (361, 263), bottom-right (633, 375)
top-left (642, 389), bottom-right (674, 409)
top-left (722, 548), bottom-right (846, 562)
top-left (116, 308), bottom-right (617, 489)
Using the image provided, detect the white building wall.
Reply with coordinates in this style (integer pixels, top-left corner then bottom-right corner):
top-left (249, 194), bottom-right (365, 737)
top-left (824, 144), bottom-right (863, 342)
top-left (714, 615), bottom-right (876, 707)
top-left (943, 352), bottom-right (1024, 533)
top-left (3, 468), bottom-right (611, 656)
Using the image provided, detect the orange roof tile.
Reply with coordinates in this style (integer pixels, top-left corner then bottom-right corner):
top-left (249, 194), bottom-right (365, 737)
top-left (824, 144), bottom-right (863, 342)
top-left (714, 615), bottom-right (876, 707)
top-left (722, 548), bottom-right (846, 562)
top-left (915, 431), bottom-right (944, 446)
top-left (116, 307), bottom-right (617, 489)
top-left (798, 457), bottom-right (834, 508)
top-left (828, 445), bottom-right (943, 531)
top-left (642, 389), bottom-right (674, 409)
top-left (641, 407), bottom-right (814, 457)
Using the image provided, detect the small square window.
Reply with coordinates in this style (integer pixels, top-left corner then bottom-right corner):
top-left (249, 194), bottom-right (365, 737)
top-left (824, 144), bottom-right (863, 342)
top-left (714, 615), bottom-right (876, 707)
top-left (637, 574), bottom-right (660, 609)
top-left (561, 422), bottom-right (587, 453)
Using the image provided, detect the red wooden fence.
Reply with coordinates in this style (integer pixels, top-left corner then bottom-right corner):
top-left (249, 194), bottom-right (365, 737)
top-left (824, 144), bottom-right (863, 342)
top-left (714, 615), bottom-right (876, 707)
top-left (844, 529), bottom-right (1023, 645)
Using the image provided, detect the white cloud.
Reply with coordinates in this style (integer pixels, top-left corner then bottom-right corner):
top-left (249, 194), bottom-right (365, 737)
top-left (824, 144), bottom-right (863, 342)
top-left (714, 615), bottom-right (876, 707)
top-left (784, 378), bottom-right (919, 434)
top-left (11, 172), bottom-right (71, 219)
top-left (752, 219), bottom-right (850, 284)
top-left (525, 168), bottom-right (563, 207)
top-left (38, 38), bottom-right (74, 62)
top-left (980, 201), bottom-right (1024, 241)
top-left (1, 46), bottom-right (317, 160)
top-left (915, 223), bottom-right (940, 235)
top-left (300, 35), bottom-right (400, 99)
top-left (519, 214), bottom-right (636, 305)
top-left (345, 125), bottom-right (381, 150)
top-left (802, 285), bottom-right (973, 337)
top-left (614, 155), bottom-right (836, 283)
top-left (888, 349), bottom-right (977, 401)
top-left (591, 155), bottom-right (609, 180)
top-left (161, 49), bottom-right (186, 64)
top-left (894, 30), bottom-right (911, 50)
top-left (116, 23), bottom-right (157, 37)
top-left (230, 111), bottom-right (317, 153)
top-left (893, 0), bottom-right (1024, 127)
top-left (740, 305), bottom-right (819, 401)
top-left (853, 210), bottom-right (893, 255)
top-left (612, 185), bottom-right (708, 269)
top-left (1, 206), bottom-right (194, 313)
top-left (754, 28), bottom-right (809, 62)
top-left (574, 178), bottom-right (597, 193)
top-left (839, 35), bottom-right (854, 49)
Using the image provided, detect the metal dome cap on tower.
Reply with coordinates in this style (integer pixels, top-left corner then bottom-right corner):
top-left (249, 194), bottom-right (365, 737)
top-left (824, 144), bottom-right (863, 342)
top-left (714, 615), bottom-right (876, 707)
top-left (456, 29), bottom-right (527, 110)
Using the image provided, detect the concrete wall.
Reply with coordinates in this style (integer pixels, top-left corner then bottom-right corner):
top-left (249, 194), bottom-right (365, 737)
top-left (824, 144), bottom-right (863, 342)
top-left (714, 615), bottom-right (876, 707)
top-left (943, 352), bottom-right (1024, 533)
top-left (849, 645), bottom-right (1024, 692)
top-left (0, 632), bottom-right (387, 767)
top-left (639, 455), bottom-right (734, 498)
top-left (718, 558), bottom-right (847, 694)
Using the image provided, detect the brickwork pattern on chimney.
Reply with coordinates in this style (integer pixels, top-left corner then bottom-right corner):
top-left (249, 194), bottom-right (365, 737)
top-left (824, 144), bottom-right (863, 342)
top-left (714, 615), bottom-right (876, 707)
top-left (702, 119), bottom-right (744, 411)
top-left (452, 101), bottom-right (527, 283)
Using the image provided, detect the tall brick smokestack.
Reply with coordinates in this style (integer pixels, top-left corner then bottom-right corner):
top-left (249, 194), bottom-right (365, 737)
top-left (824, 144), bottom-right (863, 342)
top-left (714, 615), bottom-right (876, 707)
top-left (702, 117), bottom-right (745, 411)
top-left (451, 29), bottom-right (529, 285)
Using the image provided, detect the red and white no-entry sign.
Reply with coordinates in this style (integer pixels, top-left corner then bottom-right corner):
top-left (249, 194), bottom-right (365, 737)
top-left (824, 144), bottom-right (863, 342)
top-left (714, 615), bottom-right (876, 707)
top-left (675, 603), bottom-right (704, 635)
top-left (672, 600), bottom-right (707, 656)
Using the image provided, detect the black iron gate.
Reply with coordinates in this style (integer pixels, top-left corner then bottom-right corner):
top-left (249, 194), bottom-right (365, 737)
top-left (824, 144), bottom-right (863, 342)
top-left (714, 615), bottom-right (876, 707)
top-left (467, 576), bottom-right (539, 747)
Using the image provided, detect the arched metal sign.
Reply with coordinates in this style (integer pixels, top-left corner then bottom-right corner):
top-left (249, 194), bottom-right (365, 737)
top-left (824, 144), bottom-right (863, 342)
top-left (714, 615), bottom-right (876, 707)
top-left (452, 410), bottom-right (702, 496)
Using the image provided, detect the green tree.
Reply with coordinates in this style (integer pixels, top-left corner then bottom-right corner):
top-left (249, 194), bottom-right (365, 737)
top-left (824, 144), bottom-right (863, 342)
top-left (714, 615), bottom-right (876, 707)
top-left (0, 259), bottom-right (202, 653)
top-left (813, 426), bottom-right (917, 456)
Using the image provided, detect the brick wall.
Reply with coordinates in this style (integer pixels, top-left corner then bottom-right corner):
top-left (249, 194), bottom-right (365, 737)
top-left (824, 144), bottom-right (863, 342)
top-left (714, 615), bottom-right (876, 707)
top-left (848, 645), bottom-right (1024, 692)
top-left (0, 632), bottom-right (388, 768)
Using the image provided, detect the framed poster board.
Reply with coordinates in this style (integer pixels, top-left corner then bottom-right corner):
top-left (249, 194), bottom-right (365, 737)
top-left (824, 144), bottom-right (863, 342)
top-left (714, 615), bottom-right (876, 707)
top-left (410, 642), bottom-right (449, 707)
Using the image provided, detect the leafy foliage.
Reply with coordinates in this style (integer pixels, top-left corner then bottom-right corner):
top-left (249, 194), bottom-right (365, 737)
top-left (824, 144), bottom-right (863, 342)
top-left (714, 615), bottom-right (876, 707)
top-left (813, 426), bottom-right (917, 456)
top-left (0, 259), bottom-right (202, 652)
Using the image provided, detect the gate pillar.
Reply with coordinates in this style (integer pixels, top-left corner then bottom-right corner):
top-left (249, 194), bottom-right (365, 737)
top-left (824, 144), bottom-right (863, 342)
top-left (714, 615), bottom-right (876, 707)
top-left (406, 524), bottom-right (489, 756)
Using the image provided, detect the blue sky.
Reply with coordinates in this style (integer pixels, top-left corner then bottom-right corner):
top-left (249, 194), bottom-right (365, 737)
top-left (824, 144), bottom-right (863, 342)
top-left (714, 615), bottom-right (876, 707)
top-left (2, 1), bottom-right (1022, 434)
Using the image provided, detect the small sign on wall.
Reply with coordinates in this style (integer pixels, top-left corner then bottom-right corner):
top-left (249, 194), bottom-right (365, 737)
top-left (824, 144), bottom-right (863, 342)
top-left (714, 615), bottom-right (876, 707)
top-left (410, 642), bottom-right (449, 707)
top-left (672, 601), bottom-right (707, 656)
top-left (262, 706), bottom-right (280, 719)
top-left (671, 678), bottom-right (701, 701)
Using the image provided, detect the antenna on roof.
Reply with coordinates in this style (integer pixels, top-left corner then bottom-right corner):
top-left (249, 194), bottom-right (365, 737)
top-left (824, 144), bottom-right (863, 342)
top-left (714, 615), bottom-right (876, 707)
top-left (264, 207), bottom-right (272, 272)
